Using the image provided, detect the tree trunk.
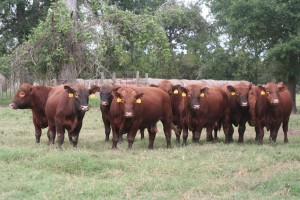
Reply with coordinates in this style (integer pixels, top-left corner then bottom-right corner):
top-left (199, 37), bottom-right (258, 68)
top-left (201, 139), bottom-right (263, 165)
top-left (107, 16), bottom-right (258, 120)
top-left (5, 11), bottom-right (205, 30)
top-left (287, 74), bottom-right (297, 114)
top-left (57, 0), bottom-right (77, 85)
top-left (16, 1), bottom-right (34, 84)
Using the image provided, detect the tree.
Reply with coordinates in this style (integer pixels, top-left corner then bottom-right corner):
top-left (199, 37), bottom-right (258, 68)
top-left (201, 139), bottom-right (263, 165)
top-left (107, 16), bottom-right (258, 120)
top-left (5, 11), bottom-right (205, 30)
top-left (207, 0), bottom-right (300, 112)
top-left (0, 0), bottom-right (54, 83)
top-left (9, 0), bottom-right (171, 82)
top-left (156, 1), bottom-right (210, 79)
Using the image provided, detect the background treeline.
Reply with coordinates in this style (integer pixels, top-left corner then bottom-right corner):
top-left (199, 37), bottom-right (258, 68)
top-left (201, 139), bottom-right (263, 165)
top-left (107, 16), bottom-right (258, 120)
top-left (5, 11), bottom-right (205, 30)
top-left (0, 0), bottom-right (299, 112)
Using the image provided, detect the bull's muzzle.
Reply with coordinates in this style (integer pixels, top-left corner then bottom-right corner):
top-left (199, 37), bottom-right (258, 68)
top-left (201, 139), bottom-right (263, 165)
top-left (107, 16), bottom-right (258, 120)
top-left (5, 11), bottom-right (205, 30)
top-left (81, 105), bottom-right (89, 111)
top-left (9, 103), bottom-right (17, 109)
top-left (271, 99), bottom-right (279, 104)
top-left (101, 101), bottom-right (108, 106)
top-left (193, 105), bottom-right (200, 109)
top-left (124, 112), bottom-right (134, 118)
top-left (241, 102), bottom-right (248, 107)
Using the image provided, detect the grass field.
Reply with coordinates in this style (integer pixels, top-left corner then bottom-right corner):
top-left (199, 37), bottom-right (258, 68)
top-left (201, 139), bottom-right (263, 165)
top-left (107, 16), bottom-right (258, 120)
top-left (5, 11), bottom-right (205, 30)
top-left (1, 100), bottom-right (300, 199)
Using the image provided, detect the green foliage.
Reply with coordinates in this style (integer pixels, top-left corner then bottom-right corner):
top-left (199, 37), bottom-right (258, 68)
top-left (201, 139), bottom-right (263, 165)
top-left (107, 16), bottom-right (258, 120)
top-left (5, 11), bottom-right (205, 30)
top-left (208, 0), bottom-right (300, 80)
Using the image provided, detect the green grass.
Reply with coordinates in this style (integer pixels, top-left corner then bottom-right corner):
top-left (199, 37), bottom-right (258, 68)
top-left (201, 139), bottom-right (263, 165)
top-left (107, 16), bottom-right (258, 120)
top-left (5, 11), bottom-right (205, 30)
top-left (0, 106), bottom-right (300, 199)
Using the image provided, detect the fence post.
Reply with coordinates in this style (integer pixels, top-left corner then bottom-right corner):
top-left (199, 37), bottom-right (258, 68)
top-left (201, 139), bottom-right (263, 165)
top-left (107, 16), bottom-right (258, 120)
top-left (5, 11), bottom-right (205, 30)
top-left (145, 73), bottom-right (148, 86)
top-left (112, 72), bottom-right (116, 84)
top-left (0, 83), bottom-right (2, 105)
top-left (136, 71), bottom-right (139, 86)
top-left (100, 72), bottom-right (104, 84)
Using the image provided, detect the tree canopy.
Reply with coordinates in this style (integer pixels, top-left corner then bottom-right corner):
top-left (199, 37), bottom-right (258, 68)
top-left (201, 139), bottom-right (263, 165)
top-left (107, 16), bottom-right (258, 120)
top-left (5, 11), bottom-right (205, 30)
top-left (0, 0), bottom-right (299, 110)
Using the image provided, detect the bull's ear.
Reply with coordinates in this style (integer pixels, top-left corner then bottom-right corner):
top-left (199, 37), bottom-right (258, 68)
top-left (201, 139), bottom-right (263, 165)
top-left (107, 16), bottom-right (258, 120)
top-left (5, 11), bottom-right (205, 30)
top-left (29, 86), bottom-right (34, 94)
top-left (248, 83), bottom-right (253, 90)
top-left (227, 85), bottom-right (236, 93)
top-left (149, 84), bottom-right (158, 88)
top-left (172, 84), bottom-right (181, 94)
top-left (89, 85), bottom-right (100, 94)
top-left (135, 93), bottom-right (144, 100)
top-left (277, 82), bottom-right (286, 91)
top-left (112, 91), bottom-right (121, 99)
top-left (112, 85), bottom-right (121, 92)
top-left (64, 84), bottom-right (75, 94)
top-left (179, 86), bottom-right (188, 97)
top-left (200, 87), bottom-right (209, 94)
top-left (258, 85), bottom-right (266, 95)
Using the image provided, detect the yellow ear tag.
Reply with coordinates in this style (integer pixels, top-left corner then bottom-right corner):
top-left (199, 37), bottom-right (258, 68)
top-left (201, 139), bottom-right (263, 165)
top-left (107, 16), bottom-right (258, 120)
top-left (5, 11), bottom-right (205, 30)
top-left (68, 93), bottom-right (74, 98)
top-left (182, 92), bottom-right (186, 97)
top-left (261, 91), bottom-right (265, 95)
top-left (200, 93), bottom-right (205, 97)
top-left (135, 98), bottom-right (142, 104)
top-left (231, 92), bottom-right (236, 96)
top-left (173, 89), bottom-right (179, 94)
top-left (117, 97), bottom-right (122, 103)
top-left (89, 94), bottom-right (96, 98)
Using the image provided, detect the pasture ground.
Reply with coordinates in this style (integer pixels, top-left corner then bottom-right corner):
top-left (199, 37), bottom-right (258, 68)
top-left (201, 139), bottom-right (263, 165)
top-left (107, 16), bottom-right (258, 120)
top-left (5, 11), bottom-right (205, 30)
top-left (0, 98), bottom-right (300, 199)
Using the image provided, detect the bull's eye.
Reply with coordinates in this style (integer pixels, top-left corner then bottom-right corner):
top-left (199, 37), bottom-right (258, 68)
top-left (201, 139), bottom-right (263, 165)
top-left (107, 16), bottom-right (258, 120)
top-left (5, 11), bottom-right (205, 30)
top-left (19, 92), bottom-right (26, 98)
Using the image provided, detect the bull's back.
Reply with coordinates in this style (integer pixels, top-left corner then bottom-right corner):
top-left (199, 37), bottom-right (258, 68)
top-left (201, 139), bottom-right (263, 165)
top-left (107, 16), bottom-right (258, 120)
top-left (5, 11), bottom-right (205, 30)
top-left (45, 86), bottom-right (68, 118)
top-left (279, 89), bottom-right (293, 118)
top-left (204, 88), bottom-right (228, 116)
top-left (134, 87), bottom-right (172, 123)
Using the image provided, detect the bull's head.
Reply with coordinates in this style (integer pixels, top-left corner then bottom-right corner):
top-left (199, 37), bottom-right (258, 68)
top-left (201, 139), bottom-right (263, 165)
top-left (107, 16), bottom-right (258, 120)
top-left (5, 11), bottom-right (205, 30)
top-left (180, 84), bottom-right (207, 110)
top-left (9, 83), bottom-right (34, 109)
top-left (150, 80), bottom-right (173, 96)
top-left (227, 83), bottom-right (252, 107)
top-left (95, 84), bottom-right (120, 106)
top-left (258, 82), bottom-right (284, 105)
top-left (64, 84), bottom-right (98, 112)
top-left (112, 87), bottom-right (144, 118)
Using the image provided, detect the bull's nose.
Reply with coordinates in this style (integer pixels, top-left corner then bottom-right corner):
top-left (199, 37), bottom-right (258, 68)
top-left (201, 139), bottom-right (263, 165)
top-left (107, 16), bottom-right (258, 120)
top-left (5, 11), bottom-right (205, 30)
top-left (241, 102), bottom-right (248, 107)
top-left (193, 105), bottom-right (200, 109)
top-left (101, 101), bottom-right (108, 106)
top-left (81, 106), bottom-right (89, 111)
top-left (9, 103), bottom-right (17, 109)
top-left (124, 112), bottom-right (134, 117)
top-left (272, 99), bottom-right (279, 104)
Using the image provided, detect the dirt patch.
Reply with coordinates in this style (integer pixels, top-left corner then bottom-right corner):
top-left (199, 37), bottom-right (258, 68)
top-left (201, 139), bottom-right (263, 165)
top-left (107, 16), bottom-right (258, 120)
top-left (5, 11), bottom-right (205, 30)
top-left (288, 130), bottom-right (300, 135)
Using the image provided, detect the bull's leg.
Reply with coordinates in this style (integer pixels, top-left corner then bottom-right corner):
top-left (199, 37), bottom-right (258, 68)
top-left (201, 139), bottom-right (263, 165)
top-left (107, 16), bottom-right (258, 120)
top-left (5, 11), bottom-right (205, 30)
top-left (55, 118), bottom-right (65, 150)
top-left (255, 126), bottom-right (259, 141)
top-left (127, 127), bottom-right (139, 149)
top-left (160, 120), bottom-right (171, 149)
top-left (282, 119), bottom-right (289, 143)
top-left (213, 126), bottom-right (218, 141)
top-left (111, 126), bottom-right (119, 149)
top-left (270, 123), bottom-right (281, 143)
top-left (104, 120), bottom-right (111, 142)
top-left (206, 126), bottom-right (214, 142)
top-left (47, 121), bottom-right (56, 145)
top-left (140, 128), bottom-right (145, 140)
top-left (229, 124), bottom-right (234, 142)
top-left (238, 124), bottom-right (246, 143)
top-left (176, 125), bottom-right (182, 144)
top-left (193, 127), bottom-right (203, 143)
top-left (147, 125), bottom-right (157, 149)
top-left (256, 125), bottom-right (264, 145)
top-left (222, 122), bottom-right (230, 144)
top-left (171, 123), bottom-right (178, 141)
top-left (182, 126), bottom-right (189, 146)
top-left (34, 124), bottom-right (42, 144)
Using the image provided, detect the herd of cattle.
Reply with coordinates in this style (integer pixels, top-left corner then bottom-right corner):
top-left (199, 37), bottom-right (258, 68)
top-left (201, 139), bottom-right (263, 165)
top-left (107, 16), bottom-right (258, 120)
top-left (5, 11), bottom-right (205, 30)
top-left (9, 80), bottom-right (293, 149)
